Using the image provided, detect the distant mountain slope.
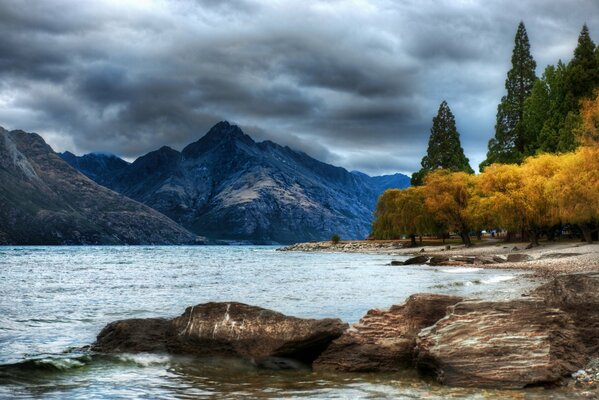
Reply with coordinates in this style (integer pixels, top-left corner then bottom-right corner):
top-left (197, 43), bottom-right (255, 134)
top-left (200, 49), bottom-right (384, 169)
top-left (62, 122), bottom-right (410, 243)
top-left (0, 127), bottom-right (197, 245)
top-left (60, 151), bottom-right (129, 187)
top-left (351, 171), bottom-right (410, 193)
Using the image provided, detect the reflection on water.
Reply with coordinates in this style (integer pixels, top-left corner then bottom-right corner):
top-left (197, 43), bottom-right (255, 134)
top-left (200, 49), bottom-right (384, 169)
top-left (0, 245), bottom-right (573, 399)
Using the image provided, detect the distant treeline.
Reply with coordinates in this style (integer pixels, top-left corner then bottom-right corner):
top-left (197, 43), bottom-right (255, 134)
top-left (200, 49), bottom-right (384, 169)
top-left (374, 22), bottom-right (599, 244)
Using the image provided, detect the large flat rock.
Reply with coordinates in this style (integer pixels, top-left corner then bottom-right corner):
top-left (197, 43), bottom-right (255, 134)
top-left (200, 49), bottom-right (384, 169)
top-left (415, 298), bottom-right (586, 388)
top-left (313, 294), bottom-right (463, 372)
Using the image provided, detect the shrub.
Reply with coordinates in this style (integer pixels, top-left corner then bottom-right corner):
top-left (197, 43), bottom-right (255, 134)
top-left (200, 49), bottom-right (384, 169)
top-left (331, 234), bottom-right (340, 245)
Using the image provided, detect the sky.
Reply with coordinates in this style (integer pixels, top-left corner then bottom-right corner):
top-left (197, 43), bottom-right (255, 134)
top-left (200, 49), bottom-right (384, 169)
top-left (0, 0), bottom-right (598, 176)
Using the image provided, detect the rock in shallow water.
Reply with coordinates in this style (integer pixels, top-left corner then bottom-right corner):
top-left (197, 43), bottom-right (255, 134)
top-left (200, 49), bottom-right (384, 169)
top-left (415, 298), bottom-right (586, 389)
top-left (92, 302), bottom-right (347, 366)
top-left (93, 318), bottom-right (171, 353)
top-left (167, 302), bottom-right (348, 363)
top-left (313, 294), bottom-right (463, 372)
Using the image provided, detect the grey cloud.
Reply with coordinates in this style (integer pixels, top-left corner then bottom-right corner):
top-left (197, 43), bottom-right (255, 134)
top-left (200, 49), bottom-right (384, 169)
top-left (0, 0), bottom-right (598, 175)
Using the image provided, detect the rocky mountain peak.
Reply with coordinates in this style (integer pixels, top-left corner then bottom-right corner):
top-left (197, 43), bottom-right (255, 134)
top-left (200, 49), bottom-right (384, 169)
top-left (182, 121), bottom-right (255, 157)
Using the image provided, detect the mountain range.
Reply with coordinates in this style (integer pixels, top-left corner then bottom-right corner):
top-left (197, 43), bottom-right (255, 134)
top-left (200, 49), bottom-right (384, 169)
top-left (0, 122), bottom-right (409, 244)
top-left (60, 121), bottom-right (410, 243)
top-left (0, 128), bottom-right (197, 245)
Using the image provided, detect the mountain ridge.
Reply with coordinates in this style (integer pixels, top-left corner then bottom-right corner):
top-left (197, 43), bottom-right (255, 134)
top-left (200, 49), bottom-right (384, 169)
top-left (60, 121), bottom-right (410, 243)
top-left (0, 127), bottom-right (198, 245)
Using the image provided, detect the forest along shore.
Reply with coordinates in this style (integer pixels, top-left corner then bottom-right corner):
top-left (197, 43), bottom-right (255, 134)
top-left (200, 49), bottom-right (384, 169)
top-left (279, 240), bottom-right (599, 277)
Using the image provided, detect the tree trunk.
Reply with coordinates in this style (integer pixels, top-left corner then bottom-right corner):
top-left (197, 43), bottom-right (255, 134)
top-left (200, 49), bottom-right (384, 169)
top-left (410, 234), bottom-right (417, 247)
top-left (460, 232), bottom-right (472, 247)
top-left (529, 229), bottom-right (539, 246)
top-left (476, 231), bottom-right (482, 241)
top-left (580, 223), bottom-right (593, 244)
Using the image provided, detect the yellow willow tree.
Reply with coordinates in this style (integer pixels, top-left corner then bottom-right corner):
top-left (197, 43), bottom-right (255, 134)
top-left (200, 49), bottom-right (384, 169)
top-left (372, 187), bottom-right (437, 245)
top-left (423, 170), bottom-right (476, 246)
top-left (372, 189), bottom-right (403, 240)
top-left (474, 163), bottom-right (527, 240)
top-left (394, 186), bottom-right (438, 246)
top-left (548, 146), bottom-right (599, 243)
top-left (519, 153), bottom-right (561, 244)
top-left (475, 156), bottom-right (560, 245)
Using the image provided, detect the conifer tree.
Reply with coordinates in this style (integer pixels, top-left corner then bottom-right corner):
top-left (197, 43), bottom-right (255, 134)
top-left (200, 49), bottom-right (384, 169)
top-left (566, 24), bottom-right (598, 101)
top-left (411, 101), bottom-right (473, 186)
top-left (481, 22), bottom-right (537, 170)
top-left (535, 25), bottom-right (598, 153)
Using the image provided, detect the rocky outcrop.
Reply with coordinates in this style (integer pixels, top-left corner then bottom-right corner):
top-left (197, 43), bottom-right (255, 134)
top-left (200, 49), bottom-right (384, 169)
top-left (533, 272), bottom-right (599, 356)
top-left (93, 302), bottom-right (347, 366)
top-left (313, 294), bottom-right (463, 372)
top-left (415, 298), bottom-right (586, 389)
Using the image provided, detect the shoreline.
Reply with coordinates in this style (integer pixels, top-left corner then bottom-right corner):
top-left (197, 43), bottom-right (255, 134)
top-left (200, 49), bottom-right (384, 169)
top-left (280, 239), bottom-right (599, 277)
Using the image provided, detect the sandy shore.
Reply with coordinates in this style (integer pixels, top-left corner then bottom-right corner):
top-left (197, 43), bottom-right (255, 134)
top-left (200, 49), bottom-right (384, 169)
top-left (280, 239), bottom-right (599, 277)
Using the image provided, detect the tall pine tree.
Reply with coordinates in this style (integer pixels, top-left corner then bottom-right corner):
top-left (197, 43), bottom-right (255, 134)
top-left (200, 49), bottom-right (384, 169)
top-left (411, 101), bottom-right (473, 186)
top-left (534, 25), bottom-right (598, 153)
top-left (480, 22), bottom-right (537, 170)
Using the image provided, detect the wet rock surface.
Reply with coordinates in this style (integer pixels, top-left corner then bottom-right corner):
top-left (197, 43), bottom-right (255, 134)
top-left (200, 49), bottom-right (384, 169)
top-left (402, 255), bottom-right (429, 265)
top-left (415, 298), bottom-right (586, 388)
top-left (93, 302), bottom-right (347, 366)
top-left (313, 294), bottom-right (463, 372)
top-left (93, 318), bottom-right (170, 353)
top-left (167, 302), bottom-right (348, 363)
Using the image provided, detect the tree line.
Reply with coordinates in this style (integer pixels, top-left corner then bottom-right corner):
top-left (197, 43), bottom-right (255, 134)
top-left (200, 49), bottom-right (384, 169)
top-left (375, 22), bottom-right (599, 245)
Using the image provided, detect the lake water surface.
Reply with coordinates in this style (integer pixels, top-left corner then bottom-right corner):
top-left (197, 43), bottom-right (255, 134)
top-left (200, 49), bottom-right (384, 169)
top-left (0, 246), bottom-right (582, 399)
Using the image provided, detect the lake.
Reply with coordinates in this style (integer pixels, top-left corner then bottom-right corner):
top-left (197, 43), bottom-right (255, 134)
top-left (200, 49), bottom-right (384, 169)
top-left (0, 246), bottom-right (580, 399)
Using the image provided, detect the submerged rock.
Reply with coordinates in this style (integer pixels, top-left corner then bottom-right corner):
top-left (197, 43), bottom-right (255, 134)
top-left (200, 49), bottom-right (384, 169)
top-left (93, 302), bottom-right (347, 366)
top-left (313, 294), bottom-right (463, 372)
top-left (415, 298), bottom-right (586, 389)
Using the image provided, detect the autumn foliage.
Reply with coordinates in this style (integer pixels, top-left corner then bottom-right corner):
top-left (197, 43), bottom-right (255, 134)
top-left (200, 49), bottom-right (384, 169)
top-left (373, 145), bottom-right (599, 245)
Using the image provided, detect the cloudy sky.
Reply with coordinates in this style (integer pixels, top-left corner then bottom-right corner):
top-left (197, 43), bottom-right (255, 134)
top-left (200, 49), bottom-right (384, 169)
top-left (0, 0), bottom-right (597, 175)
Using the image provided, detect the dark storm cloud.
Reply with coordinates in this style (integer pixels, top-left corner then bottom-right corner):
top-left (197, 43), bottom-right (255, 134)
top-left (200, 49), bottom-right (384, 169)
top-left (0, 0), bottom-right (598, 174)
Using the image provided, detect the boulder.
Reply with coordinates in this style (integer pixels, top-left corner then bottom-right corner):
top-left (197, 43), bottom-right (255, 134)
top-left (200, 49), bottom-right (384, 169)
top-left (506, 253), bottom-right (533, 262)
top-left (403, 255), bottom-right (429, 265)
top-left (93, 302), bottom-right (348, 366)
top-left (92, 318), bottom-right (170, 353)
top-left (533, 272), bottom-right (599, 356)
top-left (313, 294), bottom-right (463, 372)
top-left (390, 260), bottom-right (403, 266)
top-left (428, 256), bottom-right (449, 266)
top-left (492, 255), bottom-right (507, 263)
top-left (451, 256), bottom-right (475, 264)
top-left (167, 302), bottom-right (348, 364)
top-left (415, 298), bottom-right (586, 388)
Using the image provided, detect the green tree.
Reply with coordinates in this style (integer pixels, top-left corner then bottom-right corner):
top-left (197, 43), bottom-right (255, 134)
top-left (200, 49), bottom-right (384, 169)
top-left (535, 62), bottom-right (569, 152)
top-left (535, 25), bottom-right (598, 153)
top-left (411, 101), bottom-right (473, 186)
top-left (481, 22), bottom-right (537, 170)
top-left (566, 24), bottom-right (599, 102)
